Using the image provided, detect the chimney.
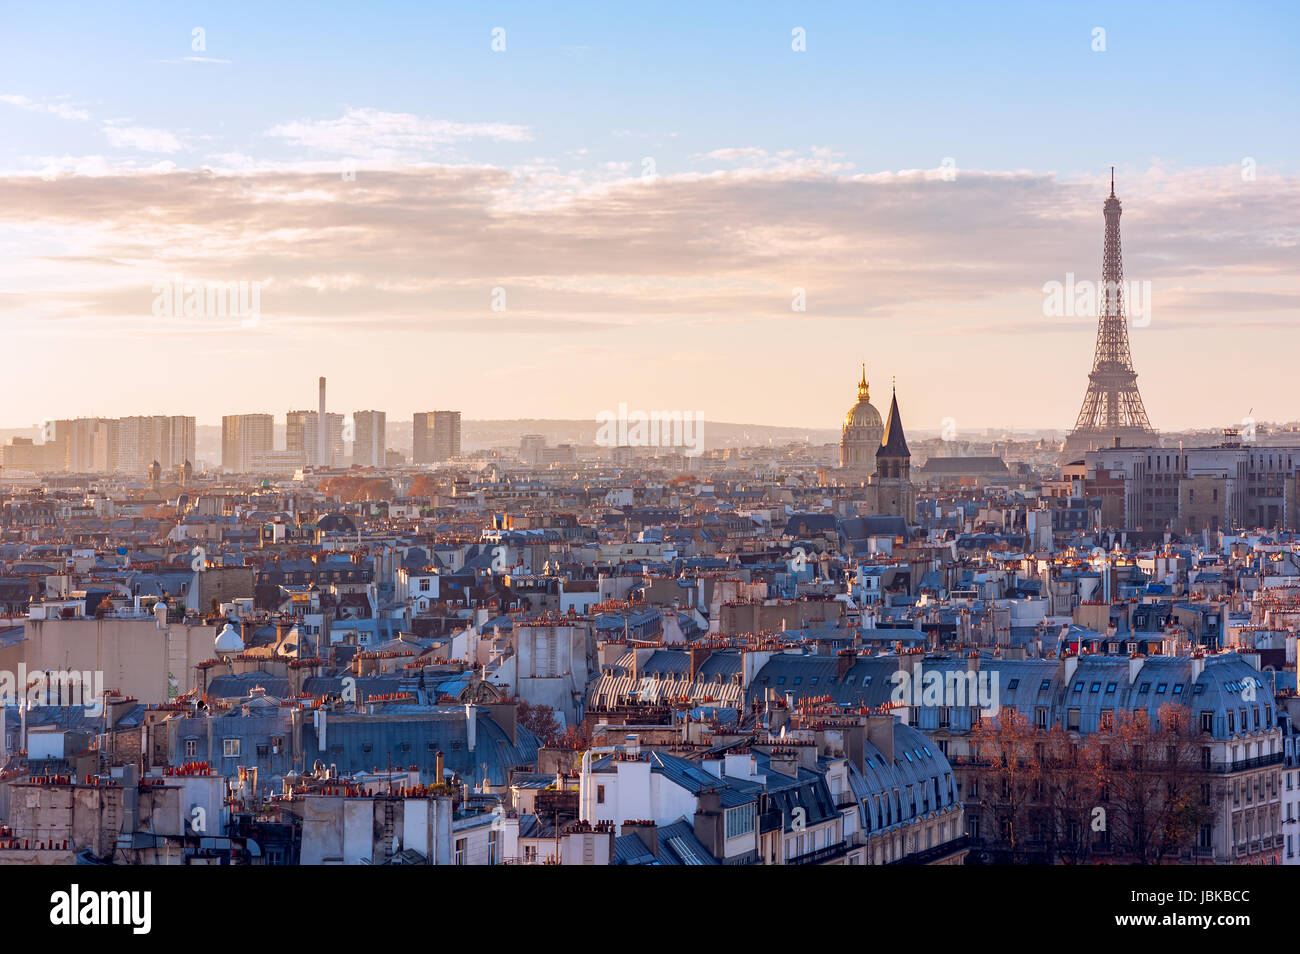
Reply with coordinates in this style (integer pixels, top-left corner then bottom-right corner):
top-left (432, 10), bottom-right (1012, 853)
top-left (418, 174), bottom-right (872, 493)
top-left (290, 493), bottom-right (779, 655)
top-left (622, 820), bottom-right (659, 857)
top-left (122, 764), bottom-right (139, 833)
top-left (842, 720), bottom-right (866, 774)
top-left (1128, 654), bottom-right (1143, 684)
top-left (837, 649), bottom-right (856, 682)
top-left (770, 703), bottom-right (791, 735)
top-left (693, 789), bottom-right (724, 858)
top-left (865, 713), bottom-right (895, 763)
top-left (488, 699), bottom-right (518, 746)
top-left (435, 750), bottom-right (445, 784)
top-left (689, 645), bottom-right (710, 682)
top-left (599, 640), bottom-right (628, 668)
top-left (769, 747), bottom-right (799, 778)
top-left (465, 703), bottom-right (477, 752)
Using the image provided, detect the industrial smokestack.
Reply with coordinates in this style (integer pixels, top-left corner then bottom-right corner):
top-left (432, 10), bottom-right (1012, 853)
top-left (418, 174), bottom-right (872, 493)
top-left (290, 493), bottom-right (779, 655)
top-left (318, 376), bottom-right (328, 467)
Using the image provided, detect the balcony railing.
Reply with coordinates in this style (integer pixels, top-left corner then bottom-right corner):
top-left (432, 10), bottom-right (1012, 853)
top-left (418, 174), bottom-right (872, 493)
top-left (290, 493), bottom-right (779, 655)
top-left (1213, 753), bottom-right (1284, 774)
top-left (786, 843), bottom-right (850, 866)
top-left (887, 836), bottom-right (970, 866)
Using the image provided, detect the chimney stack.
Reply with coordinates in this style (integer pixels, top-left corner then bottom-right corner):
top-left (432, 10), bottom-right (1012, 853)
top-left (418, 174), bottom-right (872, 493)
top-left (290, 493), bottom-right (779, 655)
top-left (769, 747), bottom-right (799, 778)
top-left (622, 820), bottom-right (659, 857)
top-left (488, 699), bottom-right (518, 745)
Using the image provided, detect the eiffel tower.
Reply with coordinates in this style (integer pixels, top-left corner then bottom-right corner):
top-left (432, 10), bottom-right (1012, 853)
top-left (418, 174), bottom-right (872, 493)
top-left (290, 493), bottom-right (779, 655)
top-left (1062, 170), bottom-right (1156, 459)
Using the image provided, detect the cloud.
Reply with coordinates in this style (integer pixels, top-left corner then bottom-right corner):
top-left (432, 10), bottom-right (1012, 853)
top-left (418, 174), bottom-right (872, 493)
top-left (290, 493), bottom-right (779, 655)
top-left (102, 124), bottom-right (185, 154)
top-left (0, 160), bottom-right (1293, 347)
top-left (266, 107), bottom-right (533, 159)
top-left (0, 94), bottom-right (89, 121)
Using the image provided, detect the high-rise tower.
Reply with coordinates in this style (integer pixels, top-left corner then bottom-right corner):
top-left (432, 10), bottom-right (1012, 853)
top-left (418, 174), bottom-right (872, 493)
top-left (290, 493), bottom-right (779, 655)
top-left (1063, 171), bottom-right (1156, 458)
top-left (318, 376), bottom-right (328, 467)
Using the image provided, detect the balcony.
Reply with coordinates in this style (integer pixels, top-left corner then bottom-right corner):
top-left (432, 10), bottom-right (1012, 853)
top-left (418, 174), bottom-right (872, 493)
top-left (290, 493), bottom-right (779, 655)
top-left (787, 842), bottom-right (850, 866)
top-left (1213, 752), bottom-right (1284, 774)
top-left (888, 835), bottom-right (970, 866)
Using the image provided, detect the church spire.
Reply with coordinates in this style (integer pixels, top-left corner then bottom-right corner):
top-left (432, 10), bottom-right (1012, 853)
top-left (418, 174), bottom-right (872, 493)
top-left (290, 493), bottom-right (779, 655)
top-left (857, 363), bottom-right (869, 402)
top-left (878, 388), bottom-right (910, 459)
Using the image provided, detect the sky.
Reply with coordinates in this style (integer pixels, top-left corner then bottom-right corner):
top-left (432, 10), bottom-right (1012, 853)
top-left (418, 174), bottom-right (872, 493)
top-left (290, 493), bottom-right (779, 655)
top-left (0, 0), bottom-right (1297, 435)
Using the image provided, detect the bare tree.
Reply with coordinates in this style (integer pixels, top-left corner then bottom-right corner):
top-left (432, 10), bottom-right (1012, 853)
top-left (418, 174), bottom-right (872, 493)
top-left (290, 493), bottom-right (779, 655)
top-left (970, 707), bottom-right (1042, 863)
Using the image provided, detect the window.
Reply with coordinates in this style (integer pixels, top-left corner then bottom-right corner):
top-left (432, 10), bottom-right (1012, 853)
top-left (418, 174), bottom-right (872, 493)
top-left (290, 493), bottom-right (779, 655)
top-left (454, 838), bottom-right (467, 865)
top-left (1068, 708), bottom-right (1081, 730)
top-left (1156, 683), bottom-right (1168, 694)
top-left (488, 830), bottom-right (500, 865)
top-left (1138, 682), bottom-right (1151, 694)
top-left (1200, 711), bottom-right (1214, 734)
top-left (1040, 679), bottom-right (1051, 692)
top-left (1007, 679), bottom-right (1019, 690)
top-left (1073, 681), bottom-right (1084, 693)
top-left (1090, 682), bottom-right (1102, 694)
top-left (222, 738), bottom-right (241, 758)
top-left (726, 803), bottom-right (756, 839)
top-left (1173, 683), bottom-right (1184, 696)
top-left (597, 785), bottom-right (605, 805)
top-left (1105, 682), bottom-right (1117, 694)
top-left (184, 739), bottom-right (198, 757)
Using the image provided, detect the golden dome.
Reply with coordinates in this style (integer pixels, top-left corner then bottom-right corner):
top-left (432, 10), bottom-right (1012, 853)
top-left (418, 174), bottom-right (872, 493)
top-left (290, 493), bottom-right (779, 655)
top-left (844, 364), bottom-right (883, 430)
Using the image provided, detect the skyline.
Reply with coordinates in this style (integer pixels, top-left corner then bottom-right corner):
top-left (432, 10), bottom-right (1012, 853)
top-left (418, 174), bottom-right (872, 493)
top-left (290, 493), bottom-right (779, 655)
top-left (3, 0), bottom-right (1300, 895)
top-left (2, 2), bottom-right (1297, 431)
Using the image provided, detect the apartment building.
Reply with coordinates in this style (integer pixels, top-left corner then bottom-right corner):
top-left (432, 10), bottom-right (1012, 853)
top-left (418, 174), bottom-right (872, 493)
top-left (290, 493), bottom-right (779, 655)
top-left (353, 410), bottom-right (386, 468)
top-left (222, 413), bottom-right (274, 472)
top-left (413, 410), bottom-right (461, 463)
top-left (1084, 439), bottom-right (1300, 532)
